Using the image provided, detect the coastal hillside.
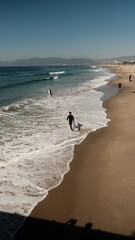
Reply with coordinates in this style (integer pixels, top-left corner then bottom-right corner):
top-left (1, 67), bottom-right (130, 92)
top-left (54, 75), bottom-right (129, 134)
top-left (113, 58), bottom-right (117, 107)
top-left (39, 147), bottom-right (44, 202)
top-left (0, 56), bottom-right (135, 66)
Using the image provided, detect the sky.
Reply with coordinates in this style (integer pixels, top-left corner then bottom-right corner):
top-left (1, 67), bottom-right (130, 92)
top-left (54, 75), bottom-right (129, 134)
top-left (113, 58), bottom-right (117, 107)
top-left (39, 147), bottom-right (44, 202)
top-left (1, 0), bottom-right (135, 61)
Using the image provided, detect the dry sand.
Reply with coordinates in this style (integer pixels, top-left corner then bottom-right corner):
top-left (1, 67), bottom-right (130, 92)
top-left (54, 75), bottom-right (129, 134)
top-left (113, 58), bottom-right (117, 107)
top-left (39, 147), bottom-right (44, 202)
top-left (16, 64), bottom-right (135, 238)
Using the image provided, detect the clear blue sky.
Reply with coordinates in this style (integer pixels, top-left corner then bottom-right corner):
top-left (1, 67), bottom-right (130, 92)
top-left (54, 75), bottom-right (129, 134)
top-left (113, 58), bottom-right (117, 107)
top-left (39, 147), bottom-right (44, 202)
top-left (1, 0), bottom-right (135, 61)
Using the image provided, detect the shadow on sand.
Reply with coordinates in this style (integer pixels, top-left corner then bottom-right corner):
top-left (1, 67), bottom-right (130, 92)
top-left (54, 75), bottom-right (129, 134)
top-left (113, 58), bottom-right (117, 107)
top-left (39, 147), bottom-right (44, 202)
top-left (14, 215), bottom-right (135, 240)
top-left (0, 211), bottom-right (135, 239)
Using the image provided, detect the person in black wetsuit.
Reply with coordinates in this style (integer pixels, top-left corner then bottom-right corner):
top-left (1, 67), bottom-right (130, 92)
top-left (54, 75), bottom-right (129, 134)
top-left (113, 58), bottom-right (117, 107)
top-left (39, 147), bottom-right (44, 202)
top-left (48, 89), bottom-right (53, 96)
top-left (67, 112), bottom-right (74, 131)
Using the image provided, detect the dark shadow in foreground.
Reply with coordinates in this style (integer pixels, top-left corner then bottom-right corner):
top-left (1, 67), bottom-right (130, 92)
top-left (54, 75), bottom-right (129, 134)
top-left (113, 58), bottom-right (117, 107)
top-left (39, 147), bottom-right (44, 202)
top-left (15, 216), bottom-right (135, 240)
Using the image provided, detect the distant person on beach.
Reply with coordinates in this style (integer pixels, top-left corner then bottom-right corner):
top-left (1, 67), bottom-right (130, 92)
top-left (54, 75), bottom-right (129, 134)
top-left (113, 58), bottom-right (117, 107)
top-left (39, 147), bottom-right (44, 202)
top-left (67, 112), bottom-right (74, 131)
top-left (118, 83), bottom-right (122, 89)
top-left (129, 74), bottom-right (132, 82)
top-left (48, 89), bottom-right (53, 96)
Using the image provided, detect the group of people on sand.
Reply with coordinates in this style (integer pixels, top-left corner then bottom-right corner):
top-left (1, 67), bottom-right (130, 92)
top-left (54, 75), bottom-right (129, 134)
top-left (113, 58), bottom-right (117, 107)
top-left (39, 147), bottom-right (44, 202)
top-left (118, 73), bottom-right (133, 89)
top-left (48, 90), bottom-right (82, 131)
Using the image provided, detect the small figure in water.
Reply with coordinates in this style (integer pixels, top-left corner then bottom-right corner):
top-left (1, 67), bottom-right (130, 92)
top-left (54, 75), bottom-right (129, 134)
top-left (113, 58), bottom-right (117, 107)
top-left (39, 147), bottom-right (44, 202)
top-left (67, 112), bottom-right (74, 131)
top-left (48, 89), bottom-right (53, 96)
top-left (74, 123), bottom-right (82, 131)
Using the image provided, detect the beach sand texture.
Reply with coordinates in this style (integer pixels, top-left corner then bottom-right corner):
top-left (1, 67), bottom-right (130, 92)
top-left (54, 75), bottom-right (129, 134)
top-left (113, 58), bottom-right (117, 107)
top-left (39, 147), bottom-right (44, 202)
top-left (15, 64), bottom-right (135, 238)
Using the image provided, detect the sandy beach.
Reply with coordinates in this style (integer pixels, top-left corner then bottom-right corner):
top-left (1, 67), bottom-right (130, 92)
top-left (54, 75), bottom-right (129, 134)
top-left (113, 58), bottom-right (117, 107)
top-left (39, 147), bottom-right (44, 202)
top-left (15, 64), bottom-right (135, 239)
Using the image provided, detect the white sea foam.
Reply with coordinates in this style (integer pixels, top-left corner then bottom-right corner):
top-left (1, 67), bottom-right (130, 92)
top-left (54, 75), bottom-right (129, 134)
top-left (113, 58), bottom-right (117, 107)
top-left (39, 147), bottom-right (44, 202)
top-left (49, 71), bottom-right (65, 75)
top-left (0, 65), bottom-right (117, 239)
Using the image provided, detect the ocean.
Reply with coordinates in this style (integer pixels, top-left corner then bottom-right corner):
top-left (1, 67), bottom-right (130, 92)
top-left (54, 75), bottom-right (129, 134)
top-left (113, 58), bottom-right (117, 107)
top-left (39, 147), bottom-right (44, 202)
top-left (0, 65), bottom-right (117, 239)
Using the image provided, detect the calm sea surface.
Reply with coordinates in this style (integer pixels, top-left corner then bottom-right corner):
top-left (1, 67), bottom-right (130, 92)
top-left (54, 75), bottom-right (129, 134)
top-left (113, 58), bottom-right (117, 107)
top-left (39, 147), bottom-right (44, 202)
top-left (0, 65), bottom-right (117, 239)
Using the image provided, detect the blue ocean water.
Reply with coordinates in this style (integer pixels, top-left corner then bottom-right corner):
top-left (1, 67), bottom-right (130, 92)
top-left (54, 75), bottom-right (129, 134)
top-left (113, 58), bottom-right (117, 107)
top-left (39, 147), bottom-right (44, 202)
top-left (0, 65), bottom-right (98, 107)
top-left (0, 65), bottom-right (117, 239)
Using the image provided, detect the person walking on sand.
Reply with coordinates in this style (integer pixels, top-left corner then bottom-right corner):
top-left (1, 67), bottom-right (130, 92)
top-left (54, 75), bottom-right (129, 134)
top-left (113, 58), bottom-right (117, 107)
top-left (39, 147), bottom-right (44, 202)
top-left (67, 112), bottom-right (74, 131)
top-left (129, 74), bottom-right (132, 82)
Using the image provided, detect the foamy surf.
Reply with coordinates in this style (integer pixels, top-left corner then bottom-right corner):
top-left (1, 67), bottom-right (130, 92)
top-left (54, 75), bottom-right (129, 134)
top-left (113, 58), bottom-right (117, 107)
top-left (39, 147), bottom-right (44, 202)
top-left (0, 65), bottom-right (117, 239)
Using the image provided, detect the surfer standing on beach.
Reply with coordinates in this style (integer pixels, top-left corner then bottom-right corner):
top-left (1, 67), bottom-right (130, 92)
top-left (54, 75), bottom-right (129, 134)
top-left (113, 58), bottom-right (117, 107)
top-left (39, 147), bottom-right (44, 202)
top-left (67, 112), bottom-right (74, 131)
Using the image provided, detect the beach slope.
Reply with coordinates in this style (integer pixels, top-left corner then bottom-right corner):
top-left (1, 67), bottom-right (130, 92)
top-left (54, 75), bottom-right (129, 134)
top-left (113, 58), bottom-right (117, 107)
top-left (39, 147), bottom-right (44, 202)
top-left (15, 64), bottom-right (135, 238)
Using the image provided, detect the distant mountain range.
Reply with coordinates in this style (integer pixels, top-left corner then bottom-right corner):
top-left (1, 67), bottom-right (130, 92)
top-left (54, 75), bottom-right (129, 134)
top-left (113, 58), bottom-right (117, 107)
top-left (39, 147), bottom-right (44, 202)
top-left (0, 56), bottom-right (135, 66)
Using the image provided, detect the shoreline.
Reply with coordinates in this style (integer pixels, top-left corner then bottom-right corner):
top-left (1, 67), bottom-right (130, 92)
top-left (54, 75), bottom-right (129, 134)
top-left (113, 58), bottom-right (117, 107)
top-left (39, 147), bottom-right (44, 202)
top-left (15, 64), bottom-right (135, 238)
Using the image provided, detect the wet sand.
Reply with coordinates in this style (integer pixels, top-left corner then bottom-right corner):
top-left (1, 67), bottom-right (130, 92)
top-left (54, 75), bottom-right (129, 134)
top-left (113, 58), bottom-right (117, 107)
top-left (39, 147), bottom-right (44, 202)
top-left (15, 64), bottom-right (135, 238)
